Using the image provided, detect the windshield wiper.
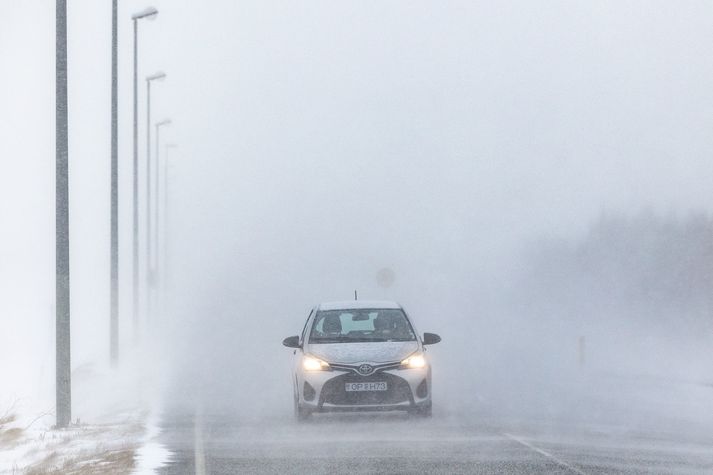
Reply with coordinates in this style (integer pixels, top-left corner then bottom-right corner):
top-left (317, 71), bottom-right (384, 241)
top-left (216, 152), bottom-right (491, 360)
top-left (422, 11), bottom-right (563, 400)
top-left (311, 336), bottom-right (389, 343)
top-left (311, 336), bottom-right (354, 343)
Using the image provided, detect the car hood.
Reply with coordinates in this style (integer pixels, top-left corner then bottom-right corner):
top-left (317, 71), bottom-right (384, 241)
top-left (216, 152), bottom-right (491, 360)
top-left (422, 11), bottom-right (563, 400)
top-left (307, 341), bottom-right (419, 364)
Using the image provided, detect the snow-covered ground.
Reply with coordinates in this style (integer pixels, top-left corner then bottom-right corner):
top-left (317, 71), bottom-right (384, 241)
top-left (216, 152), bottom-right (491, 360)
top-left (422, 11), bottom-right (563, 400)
top-left (0, 350), bottom-right (170, 474)
top-left (1, 409), bottom-right (142, 474)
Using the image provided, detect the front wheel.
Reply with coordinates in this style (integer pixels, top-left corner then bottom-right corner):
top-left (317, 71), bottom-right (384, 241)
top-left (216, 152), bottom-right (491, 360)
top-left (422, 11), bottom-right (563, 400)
top-left (409, 402), bottom-right (432, 418)
top-left (293, 390), bottom-right (312, 422)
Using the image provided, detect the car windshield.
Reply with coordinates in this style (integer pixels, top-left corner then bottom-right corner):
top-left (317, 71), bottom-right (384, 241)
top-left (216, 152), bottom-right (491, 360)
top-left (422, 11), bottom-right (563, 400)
top-left (309, 309), bottom-right (416, 344)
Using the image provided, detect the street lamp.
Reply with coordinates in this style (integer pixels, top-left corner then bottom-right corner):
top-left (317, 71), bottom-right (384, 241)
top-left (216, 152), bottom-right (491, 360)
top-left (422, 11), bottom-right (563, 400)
top-left (161, 142), bottom-right (178, 319)
top-left (132, 6), bottom-right (158, 21)
top-left (110, 0), bottom-right (118, 368)
top-left (148, 118), bottom-right (171, 324)
top-left (145, 71), bottom-right (166, 301)
top-left (56, 0), bottom-right (71, 429)
top-left (131, 6), bottom-right (158, 344)
top-left (152, 118), bottom-right (171, 281)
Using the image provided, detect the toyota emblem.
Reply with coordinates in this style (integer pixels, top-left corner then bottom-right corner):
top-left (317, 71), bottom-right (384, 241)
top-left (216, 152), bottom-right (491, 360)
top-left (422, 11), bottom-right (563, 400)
top-left (357, 364), bottom-right (374, 376)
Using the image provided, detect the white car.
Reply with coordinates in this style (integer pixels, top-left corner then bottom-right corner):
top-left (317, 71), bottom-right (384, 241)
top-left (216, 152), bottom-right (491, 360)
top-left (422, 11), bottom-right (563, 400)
top-left (282, 300), bottom-right (441, 420)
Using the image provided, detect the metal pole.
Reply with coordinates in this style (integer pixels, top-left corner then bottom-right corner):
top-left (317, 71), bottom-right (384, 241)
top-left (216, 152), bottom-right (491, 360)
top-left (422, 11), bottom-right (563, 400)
top-left (130, 7), bottom-right (158, 344)
top-left (146, 79), bottom-right (152, 307)
top-left (132, 18), bottom-right (139, 345)
top-left (162, 144), bottom-right (175, 319)
top-left (56, 0), bottom-right (71, 429)
top-left (143, 75), bottom-right (166, 307)
top-left (152, 122), bottom-right (170, 297)
top-left (154, 123), bottom-right (160, 276)
top-left (110, 0), bottom-right (119, 367)
top-left (152, 122), bottom-right (160, 324)
top-left (162, 145), bottom-right (170, 294)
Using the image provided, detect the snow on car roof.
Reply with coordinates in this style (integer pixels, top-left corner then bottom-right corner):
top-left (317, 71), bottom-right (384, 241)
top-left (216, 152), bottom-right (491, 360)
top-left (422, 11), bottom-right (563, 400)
top-left (318, 300), bottom-right (402, 311)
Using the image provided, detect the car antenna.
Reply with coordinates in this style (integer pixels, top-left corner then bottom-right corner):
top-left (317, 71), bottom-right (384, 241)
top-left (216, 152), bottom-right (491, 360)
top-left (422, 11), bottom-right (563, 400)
top-left (354, 289), bottom-right (358, 301)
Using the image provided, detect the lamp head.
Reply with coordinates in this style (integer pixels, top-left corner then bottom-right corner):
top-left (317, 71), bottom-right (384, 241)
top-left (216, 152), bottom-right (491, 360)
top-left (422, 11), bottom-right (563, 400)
top-left (146, 71), bottom-right (166, 82)
top-left (132, 7), bottom-right (158, 20)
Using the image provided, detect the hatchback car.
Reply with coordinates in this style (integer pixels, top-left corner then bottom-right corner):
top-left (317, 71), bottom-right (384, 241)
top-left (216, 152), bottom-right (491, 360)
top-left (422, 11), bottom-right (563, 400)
top-left (282, 300), bottom-right (441, 420)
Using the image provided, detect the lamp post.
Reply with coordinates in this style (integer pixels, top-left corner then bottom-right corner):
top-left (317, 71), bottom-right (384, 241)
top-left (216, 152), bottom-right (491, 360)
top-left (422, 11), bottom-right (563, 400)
top-left (145, 72), bottom-right (166, 307)
top-left (110, 0), bottom-right (118, 367)
top-left (56, 0), bottom-right (71, 429)
top-left (131, 6), bottom-right (157, 344)
top-left (162, 143), bottom-right (177, 275)
top-left (153, 118), bottom-right (171, 288)
top-left (161, 142), bottom-right (177, 319)
top-left (146, 119), bottom-right (171, 324)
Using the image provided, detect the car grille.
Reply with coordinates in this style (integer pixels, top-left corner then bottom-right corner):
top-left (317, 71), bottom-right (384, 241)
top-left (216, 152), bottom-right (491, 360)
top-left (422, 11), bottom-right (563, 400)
top-left (320, 373), bottom-right (412, 406)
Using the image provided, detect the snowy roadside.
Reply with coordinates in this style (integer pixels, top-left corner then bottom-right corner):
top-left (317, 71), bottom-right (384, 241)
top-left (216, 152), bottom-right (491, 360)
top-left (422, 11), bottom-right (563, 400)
top-left (1, 409), bottom-right (135, 474)
top-left (0, 356), bottom-right (170, 474)
top-left (0, 406), bottom-right (169, 475)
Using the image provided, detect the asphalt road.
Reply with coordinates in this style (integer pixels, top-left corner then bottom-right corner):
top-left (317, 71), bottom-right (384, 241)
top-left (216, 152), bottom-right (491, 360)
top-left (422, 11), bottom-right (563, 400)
top-left (157, 406), bottom-right (713, 474)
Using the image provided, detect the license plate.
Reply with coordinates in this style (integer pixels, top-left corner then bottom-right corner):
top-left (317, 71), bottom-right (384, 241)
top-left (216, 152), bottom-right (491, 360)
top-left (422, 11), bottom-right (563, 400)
top-left (345, 382), bottom-right (387, 392)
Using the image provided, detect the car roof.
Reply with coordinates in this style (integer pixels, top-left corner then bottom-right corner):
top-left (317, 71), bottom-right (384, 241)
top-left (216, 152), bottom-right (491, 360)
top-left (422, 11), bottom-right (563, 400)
top-left (317, 300), bottom-right (402, 311)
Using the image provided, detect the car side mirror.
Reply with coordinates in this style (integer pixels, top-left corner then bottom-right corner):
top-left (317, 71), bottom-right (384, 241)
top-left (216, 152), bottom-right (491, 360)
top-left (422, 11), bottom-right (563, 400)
top-left (423, 332), bottom-right (441, 345)
top-left (282, 335), bottom-right (301, 348)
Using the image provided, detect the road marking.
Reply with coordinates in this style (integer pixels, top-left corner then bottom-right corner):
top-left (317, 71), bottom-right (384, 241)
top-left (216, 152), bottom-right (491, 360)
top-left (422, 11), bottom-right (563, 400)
top-left (503, 433), bottom-right (587, 475)
top-left (194, 404), bottom-right (206, 475)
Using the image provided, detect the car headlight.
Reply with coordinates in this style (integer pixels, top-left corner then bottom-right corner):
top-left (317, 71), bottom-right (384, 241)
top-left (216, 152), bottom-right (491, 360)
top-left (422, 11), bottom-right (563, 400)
top-left (303, 355), bottom-right (330, 371)
top-left (400, 353), bottom-right (426, 369)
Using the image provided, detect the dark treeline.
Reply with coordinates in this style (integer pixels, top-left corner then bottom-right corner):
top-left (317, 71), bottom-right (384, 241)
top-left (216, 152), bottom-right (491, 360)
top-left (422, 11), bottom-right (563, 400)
top-left (513, 211), bottom-right (713, 336)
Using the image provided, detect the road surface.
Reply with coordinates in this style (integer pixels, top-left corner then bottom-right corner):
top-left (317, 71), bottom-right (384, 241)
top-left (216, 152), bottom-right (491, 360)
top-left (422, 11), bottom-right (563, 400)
top-left (157, 393), bottom-right (713, 474)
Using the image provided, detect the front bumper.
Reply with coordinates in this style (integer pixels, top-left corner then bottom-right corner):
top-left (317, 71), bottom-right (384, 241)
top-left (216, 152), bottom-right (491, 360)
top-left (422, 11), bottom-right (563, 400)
top-left (299, 367), bottom-right (430, 412)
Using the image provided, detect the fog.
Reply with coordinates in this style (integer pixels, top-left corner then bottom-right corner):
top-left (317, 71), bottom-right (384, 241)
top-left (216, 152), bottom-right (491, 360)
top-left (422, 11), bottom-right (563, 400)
top-left (3, 1), bottom-right (713, 471)
top-left (159, 0), bottom-right (713, 417)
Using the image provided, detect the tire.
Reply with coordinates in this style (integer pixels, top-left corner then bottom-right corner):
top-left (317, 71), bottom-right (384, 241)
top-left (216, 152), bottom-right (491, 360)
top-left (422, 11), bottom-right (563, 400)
top-left (293, 389), bottom-right (312, 422)
top-left (410, 402), bottom-right (432, 418)
top-left (296, 405), bottom-right (312, 421)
